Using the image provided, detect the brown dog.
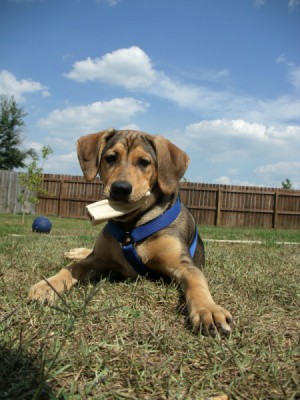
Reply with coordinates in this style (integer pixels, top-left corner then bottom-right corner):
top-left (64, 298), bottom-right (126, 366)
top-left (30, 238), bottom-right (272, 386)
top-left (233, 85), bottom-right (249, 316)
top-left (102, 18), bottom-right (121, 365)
top-left (29, 129), bottom-right (232, 336)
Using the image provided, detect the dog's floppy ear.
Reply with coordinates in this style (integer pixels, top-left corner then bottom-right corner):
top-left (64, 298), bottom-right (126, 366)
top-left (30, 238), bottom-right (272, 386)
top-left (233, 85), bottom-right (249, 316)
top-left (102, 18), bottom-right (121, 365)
top-left (77, 128), bottom-right (116, 181)
top-left (153, 135), bottom-right (190, 196)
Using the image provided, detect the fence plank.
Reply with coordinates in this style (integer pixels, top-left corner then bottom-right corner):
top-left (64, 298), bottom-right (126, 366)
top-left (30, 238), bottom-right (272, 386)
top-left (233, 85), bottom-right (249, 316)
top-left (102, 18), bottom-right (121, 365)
top-left (215, 188), bottom-right (222, 226)
top-left (273, 190), bottom-right (279, 228)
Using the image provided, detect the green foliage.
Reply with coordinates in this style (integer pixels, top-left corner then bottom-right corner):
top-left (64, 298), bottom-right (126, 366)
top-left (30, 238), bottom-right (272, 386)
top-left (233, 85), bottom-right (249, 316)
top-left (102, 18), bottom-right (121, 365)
top-left (180, 176), bottom-right (190, 182)
top-left (0, 95), bottom-right (33, 170)
top-left (281, 178), bottom-right (293, 190)
top-left (18, 145), bottom-right (53, 222)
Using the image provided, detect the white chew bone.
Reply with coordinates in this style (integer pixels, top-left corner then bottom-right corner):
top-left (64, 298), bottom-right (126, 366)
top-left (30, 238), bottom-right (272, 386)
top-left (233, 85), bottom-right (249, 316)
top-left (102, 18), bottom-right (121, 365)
top-left (86, 192), bottom-right (151, 225)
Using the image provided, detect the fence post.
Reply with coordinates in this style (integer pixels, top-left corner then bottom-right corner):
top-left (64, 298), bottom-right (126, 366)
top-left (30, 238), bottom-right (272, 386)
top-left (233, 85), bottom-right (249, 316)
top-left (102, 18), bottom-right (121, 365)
top-left (57, 178), bottom-right (64, 217)
top-left (273, 190), bottom-right (279, 228)
top-left (215, 188), bottom-right (222, 226)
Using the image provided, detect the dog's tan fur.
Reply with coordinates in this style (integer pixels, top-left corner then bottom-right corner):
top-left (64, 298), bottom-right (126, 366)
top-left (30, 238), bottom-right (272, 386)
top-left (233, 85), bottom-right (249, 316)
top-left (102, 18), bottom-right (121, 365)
top-left (29, 129), bottom-right (232, 336)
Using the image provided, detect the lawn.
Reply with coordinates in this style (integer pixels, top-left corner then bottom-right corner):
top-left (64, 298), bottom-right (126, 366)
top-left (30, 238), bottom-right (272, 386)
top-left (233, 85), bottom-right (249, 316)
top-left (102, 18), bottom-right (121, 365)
top-left (0, 214), bottom-right (299, 399)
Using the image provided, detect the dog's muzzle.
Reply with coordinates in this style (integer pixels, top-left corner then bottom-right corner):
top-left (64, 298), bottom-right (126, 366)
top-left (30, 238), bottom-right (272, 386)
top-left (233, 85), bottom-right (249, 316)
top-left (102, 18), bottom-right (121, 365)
top-left (110, 181), bottom-right (132, 201)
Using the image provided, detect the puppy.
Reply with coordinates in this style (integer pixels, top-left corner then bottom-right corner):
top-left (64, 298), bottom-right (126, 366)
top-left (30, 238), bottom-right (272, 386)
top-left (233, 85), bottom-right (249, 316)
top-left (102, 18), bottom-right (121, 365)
top-left (29, 129), bottom-right (232, 336)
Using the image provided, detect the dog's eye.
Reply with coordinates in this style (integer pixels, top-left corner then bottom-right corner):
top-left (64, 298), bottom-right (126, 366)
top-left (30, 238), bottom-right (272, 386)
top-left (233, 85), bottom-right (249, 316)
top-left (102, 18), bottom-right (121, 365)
top-left (138, 158), bottom-right (151, 168)
top-left (105, 154), bottom-right (117, 165)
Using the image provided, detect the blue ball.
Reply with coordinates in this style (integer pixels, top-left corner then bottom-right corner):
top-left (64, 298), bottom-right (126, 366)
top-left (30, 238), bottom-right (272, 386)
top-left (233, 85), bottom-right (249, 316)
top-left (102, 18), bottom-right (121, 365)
top-left (32, 216), bottom-right (52, 233)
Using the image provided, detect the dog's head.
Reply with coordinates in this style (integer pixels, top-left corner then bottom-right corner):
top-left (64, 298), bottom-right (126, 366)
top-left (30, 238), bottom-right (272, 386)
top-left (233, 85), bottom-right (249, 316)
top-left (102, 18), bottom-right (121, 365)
top-left (77, 129), bottom-right (189, 202)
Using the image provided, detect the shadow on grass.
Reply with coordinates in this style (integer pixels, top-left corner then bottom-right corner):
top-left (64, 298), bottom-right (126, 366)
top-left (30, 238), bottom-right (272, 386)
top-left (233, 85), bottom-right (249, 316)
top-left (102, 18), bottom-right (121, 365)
top-left (0, 345), bottom-right (55, 400)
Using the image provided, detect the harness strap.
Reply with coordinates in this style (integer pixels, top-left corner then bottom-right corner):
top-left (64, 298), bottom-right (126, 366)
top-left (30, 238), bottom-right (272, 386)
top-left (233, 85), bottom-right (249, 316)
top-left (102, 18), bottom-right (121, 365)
top-left (189, 227), bottom-right (198, 258)
top-left (106, 197), bottom-right (198, 276)
top-left (107, 197), bottom-right (181, 243)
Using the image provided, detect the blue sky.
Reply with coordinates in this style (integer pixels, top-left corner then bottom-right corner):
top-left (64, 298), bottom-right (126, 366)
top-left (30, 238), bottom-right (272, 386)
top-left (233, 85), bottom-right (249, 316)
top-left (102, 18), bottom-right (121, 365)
top-left (1, 0), bottom-right (300, 188)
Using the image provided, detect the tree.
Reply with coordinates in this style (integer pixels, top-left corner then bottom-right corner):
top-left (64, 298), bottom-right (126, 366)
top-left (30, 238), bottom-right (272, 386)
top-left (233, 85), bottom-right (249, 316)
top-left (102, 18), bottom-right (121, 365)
top-left (181, 176), bottom-right (190, 182)
top-left (281, 178), bottom-right (293, 190)
top-left (0, 95), bottom-right (33, 170)
top-left (18, 146), bottom-right (53, 223)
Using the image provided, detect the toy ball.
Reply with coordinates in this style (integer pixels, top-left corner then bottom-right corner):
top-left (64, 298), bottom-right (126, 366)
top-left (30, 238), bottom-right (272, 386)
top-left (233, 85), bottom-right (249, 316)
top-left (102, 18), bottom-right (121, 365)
top-left (32, 216), bottom-right (52, 234)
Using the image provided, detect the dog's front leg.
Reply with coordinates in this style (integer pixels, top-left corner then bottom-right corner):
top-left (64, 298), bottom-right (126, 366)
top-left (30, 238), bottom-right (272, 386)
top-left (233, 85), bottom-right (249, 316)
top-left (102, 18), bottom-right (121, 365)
top-left (180, 265), bottom-right (232, 336)
top-left (143, 236), bottom-right (232, 336)
top-left (28, 253), bottom-right (108, 303)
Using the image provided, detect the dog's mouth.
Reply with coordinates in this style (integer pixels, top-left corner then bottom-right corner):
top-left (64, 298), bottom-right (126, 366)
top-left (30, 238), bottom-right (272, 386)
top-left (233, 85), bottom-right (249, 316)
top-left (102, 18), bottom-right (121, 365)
top-left (107, 182), bottom-right (153, 205)
top-left (108, 193), bottom-right (150, 204)
top-left (104, 181), bottom-right (151, 204)
top-left (86, 191), bottom-right (151, 225)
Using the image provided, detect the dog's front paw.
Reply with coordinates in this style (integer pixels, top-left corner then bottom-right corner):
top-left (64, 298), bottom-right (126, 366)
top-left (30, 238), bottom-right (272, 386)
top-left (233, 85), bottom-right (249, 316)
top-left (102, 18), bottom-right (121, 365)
top-left (28, 279), bottom-right (58, 303)
top-left (189, 302), bottom-right (233, 337)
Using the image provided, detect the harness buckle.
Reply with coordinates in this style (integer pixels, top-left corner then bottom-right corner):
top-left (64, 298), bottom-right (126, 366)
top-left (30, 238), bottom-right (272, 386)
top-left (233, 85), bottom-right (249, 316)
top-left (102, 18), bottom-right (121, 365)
top-left (121, 232), bottom-right (135, 247)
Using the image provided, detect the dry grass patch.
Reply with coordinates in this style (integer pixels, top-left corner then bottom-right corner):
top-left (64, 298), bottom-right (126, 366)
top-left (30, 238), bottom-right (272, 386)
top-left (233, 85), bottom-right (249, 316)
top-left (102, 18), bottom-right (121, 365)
top-left (0, 214), bottom-right (299, 399)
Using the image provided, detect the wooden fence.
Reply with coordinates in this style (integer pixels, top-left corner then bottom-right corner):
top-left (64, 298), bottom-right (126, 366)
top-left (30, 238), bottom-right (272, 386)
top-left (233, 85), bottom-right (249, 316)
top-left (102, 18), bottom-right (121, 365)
top-left (0, 170), bottom-right (34, 214)
top-left (1, 170), bottom-right (299, 228)
top-left (33, 173), bottom-right (300, 229)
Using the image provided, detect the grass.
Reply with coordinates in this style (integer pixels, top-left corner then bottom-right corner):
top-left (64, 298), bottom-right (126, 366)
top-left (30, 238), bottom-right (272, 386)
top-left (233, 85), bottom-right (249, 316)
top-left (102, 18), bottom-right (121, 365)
top-left (0, 213), bottom-right (299, 399)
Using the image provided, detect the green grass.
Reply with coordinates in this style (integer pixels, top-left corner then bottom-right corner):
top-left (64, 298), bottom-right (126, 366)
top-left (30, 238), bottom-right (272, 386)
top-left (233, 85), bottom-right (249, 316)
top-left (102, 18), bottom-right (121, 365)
top-left (200, 225), bottom-right (300, 244)
top-left (0, 214), bottom-right (299, 399)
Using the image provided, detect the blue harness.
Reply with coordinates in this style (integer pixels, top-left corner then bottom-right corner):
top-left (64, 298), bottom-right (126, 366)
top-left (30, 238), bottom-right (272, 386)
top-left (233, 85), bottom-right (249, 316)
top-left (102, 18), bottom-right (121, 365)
top-left (105, 197), bottom-right (198, 277)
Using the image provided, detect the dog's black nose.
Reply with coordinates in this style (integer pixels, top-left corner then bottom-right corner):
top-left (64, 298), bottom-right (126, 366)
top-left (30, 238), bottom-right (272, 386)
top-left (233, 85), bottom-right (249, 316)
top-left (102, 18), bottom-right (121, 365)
top-left (110, 181), bottom-right (132, 201)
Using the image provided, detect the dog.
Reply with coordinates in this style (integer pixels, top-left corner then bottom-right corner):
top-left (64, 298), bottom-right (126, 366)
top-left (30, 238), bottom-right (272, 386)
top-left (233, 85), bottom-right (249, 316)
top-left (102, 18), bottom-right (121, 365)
top-left (28, 129), bottom-right (232, 336)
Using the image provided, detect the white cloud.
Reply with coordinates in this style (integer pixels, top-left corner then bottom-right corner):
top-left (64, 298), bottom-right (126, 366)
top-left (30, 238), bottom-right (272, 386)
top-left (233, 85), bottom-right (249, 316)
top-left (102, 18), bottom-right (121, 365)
top-left (186, 119), bottom-right (268, 139)
top-left (179, 118), bottom-right (300, 188)
top-left (289, 66), bottom-right (300, 91)
top-left (148, 72), bottom-right (234, 113)
top-left (254, 0), bottom-right (300, 11)
top-left (183, 119), bottom-right (300, 167)
top-left (227, 168), bottom-right (239, 175)
top-left (173, 66), bottom-right (230, 84)
top-left (44, 152), bottom-right (79, 175)
top-left (255, 0), bottom-right (266, 8)
top-left (119, 123), bottom-right (141, 131)
top-left (22, 140), bottom-right (44, 152)
top-left (3, 0), bottom-right (45, 3)
top-left (65, 46), bottom-right (156, 90)
top-left (288, 0), bottom-right (300, 11)
top-left (214, 176), bottom-right (256, 187)
top-left (201, 68), bottom-right (230, 82)
top-left (277, 55), bottom-right (300, 92)
top-left (19, 138), bottom-right (81, 175)
top-left (156, 81), bottom-right (300, 125)
top-left (44, 137), bottom-right (72, 151)
top-left (214, 175), bottom-right (231, 185)
top-left (255, 162), bottom-right (300, 189)
top-left (257, 96), bottom-right (300, 123)
top-left (255, 161), bottom-right (300, 175)
top-left (65, 47), bottom-right (234, 114)
top-left (95, 0), bottom-right (121, 6)
top-left (38, 97), bottom-right (148, 136)
top-left (0, 70), bottom-right (49, 102)
top-left (185, 119), bottom-right (300, 143)
top-left (65, 47), bottom-right (300, 124)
